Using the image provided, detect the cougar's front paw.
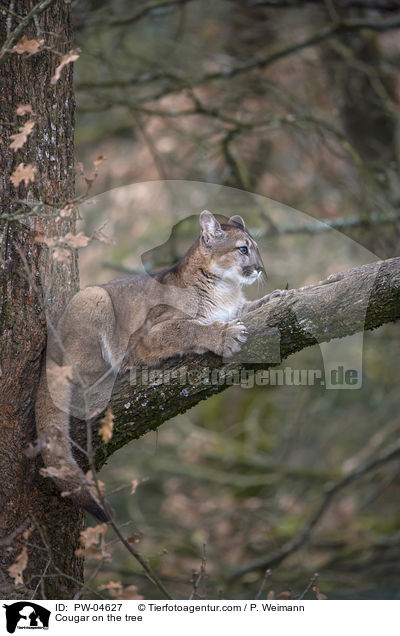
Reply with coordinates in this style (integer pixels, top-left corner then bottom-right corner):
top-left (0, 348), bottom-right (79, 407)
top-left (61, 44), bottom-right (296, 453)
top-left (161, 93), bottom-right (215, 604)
top-left (223, 320), bottom-right (248, 357)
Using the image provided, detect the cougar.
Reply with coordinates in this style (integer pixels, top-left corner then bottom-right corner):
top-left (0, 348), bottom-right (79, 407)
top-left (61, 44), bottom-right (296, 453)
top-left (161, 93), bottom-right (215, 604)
top-left (35, 211), bottom-right (282, 521)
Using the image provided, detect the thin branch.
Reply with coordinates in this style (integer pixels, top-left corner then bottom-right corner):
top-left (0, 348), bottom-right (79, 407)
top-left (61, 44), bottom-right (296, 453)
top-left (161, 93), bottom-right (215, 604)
top-left (255, 568), bottom-right (272, 600)
top-left (298, 572), bottom-right (319, 601)
top-left (107, 518), bottom-right (173, 599)
top-left (0, 0), bottom-right (57, 65)
top-left (76, 14), bottom-right (400, 95)
top-left (232, 438), bottom-right (400, 579)
top-left (189, 544), bottom-right (207, 600)
top-left (107, 0), bottom-right (195, 27)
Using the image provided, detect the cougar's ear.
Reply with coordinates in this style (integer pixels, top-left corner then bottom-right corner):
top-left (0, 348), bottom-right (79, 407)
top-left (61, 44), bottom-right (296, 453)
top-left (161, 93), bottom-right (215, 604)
top-left (228, 215), bottom-right (246, 231)
top-left (200, 210), bottom-right (224, 245)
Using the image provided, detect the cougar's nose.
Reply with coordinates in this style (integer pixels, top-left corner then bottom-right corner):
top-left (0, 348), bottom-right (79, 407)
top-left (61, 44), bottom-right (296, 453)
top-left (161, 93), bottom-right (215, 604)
top-left (254, 264), bottom-right (263, 273)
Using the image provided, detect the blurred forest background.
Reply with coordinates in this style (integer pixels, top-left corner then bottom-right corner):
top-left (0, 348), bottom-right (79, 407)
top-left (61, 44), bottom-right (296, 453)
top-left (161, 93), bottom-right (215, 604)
top-left (69, 0), bottom-right (400, 599)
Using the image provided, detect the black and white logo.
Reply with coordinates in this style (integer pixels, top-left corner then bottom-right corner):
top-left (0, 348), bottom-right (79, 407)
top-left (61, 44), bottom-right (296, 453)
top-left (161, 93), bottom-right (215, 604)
top-left (3, 602), bottom-right (50, 634)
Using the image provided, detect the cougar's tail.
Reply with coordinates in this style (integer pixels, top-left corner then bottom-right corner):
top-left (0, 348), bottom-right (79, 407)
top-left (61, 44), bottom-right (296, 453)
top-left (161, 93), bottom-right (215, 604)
top-left (35, 360), bottom-right (111, 523)
top-left (69, 489), bottom-right (112, 523)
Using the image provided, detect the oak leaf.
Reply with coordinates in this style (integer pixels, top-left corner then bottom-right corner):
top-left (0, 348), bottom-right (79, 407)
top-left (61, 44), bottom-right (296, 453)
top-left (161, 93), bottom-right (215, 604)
top-left (16, 104), bottom-right (34, 116)
top-left (12, 35), bottom-right (44, 54)
top-left (130, 479), bottom-right (139, 495)
top-left (59, 203), bottom-right (75, 218)
top-left (34, 234), bottom-right (56, 247)
top-left (8, 546), bottom-right (28, 585)
top-left (93, 155), bottom-right (107, 167)
top-left (99, 581), bottom-right (122, 592)
top-left (53, 247), bottom-right (71, 264)
top-left (10, 162), bottom-right (36, 187)
top-left (130, 477), bottom-right (148, 495)
top-left (86, 470), bottom-right (105, 497)
top-left (312, 584), bottom-right (327, 600)
top-left (76, 523), bottom-right (110, 561)
top-left (98, 581), bottom-right (143, 600)
top-left (119, 585), bottom-right (144, 600)
top-left (10, 120), bottom-right (35, 150)
top-left (99, 408), bottom-right (114, 444)
top-left (51, 49), bottom-right (80, 85)
top-left (61, 231), bottom-right (90, 248)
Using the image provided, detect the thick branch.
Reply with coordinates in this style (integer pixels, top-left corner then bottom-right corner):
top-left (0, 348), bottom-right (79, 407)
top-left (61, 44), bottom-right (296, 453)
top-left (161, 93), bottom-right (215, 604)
top-left (81, 257), bottom-right (400, 466)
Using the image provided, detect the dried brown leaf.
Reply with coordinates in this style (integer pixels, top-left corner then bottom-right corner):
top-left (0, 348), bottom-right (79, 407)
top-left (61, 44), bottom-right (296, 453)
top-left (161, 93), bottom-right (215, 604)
top-left (130, 479), bottom-right (139, 495)
top-left (85, 470), bottom-right (105, 497)
top-left (35, 234), bottom-right (55, 247)
top-left (99, 580), bottom-right (122, 592)
top-left (98, 581), bottom-right (143, 600)
top-left (61, 231), bottom-right (90, 248)
top-left (96, 234), bottom-right (116, 245)
top-left (12, 35), bottom-right (44, 54)
top-left (75, 545), bottom-right (102, 559)
top-left (77, 522), bottom-right (110, 561)
top-left (16, 104), bottom-right (34, 116)
top-left (51, 49), bottom-right (80, 85)
top-left (53, 247), bottom-right (71, 264)
top-left (8, 546), bottom-right (28, 585)
top-left (130, 477), bottom-right (148, 495)
top-left (59, 204), bottom-right (75, 218)
top-left (312, 584), bottom-right (327, 600)
top-left (99, 408), bottom-right (114, 444)
top-left (10, 162), bottom-right (36, 186)
top-left (93, 155), bottom-right (107, 167)
top-left (118, 585), bottom-right (144, 600)
top-left (10, 120), bottom-right (35, 150)
top-left (79, 524), bottom-right (108, 549)
top-left (276, 591), bottom-right (292, 599)
top-left (22, 525), bottom-right (33, 541)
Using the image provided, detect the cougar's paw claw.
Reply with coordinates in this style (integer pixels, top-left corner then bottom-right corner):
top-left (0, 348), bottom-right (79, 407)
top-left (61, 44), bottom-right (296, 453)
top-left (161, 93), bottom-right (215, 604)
top-left (223, 320), bottom-right (248, 357)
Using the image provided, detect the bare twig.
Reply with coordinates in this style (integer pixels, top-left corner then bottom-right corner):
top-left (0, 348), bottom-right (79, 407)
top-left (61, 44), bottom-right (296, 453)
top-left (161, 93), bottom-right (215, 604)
top-left (298, 572), bottom-right (319, 600)
top-left (189, 544), bottom-right (207, 600)
top-left (0, 0), bottom-right (57, 65)
top-left (255, 568), bottom-right (272, 600)
top-left (76, 15), bottom-right (400, 95)
top-left (31, 559), bottom-right (50, 600)
top-left (107, 0), bottom-right (195, 27)
top-left (232, 438), bottom-right (400, 579)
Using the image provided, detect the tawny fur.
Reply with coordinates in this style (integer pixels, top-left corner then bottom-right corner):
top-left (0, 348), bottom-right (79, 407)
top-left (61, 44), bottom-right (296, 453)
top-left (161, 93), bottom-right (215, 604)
top-left (35, 211), bottom-right (280, 521)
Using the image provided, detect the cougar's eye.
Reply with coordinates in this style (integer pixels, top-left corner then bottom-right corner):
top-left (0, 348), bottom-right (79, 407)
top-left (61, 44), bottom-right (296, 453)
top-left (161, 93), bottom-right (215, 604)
top-left (238, 246), bottom-right (248, 255)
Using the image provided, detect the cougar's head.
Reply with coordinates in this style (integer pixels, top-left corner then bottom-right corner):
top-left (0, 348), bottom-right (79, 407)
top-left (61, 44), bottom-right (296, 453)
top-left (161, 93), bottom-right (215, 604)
top-left (199, 210), bottom-right (265, 285)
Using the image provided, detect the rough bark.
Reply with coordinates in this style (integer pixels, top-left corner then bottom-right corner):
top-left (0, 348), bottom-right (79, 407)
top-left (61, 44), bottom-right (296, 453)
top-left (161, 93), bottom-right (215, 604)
top-left (0, 0), bottom-right (82, 599)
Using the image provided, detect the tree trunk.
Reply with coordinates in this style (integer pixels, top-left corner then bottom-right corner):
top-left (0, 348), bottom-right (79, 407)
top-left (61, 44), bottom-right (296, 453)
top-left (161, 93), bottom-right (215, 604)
top-left (0, 0), bottom-right (82, 599)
